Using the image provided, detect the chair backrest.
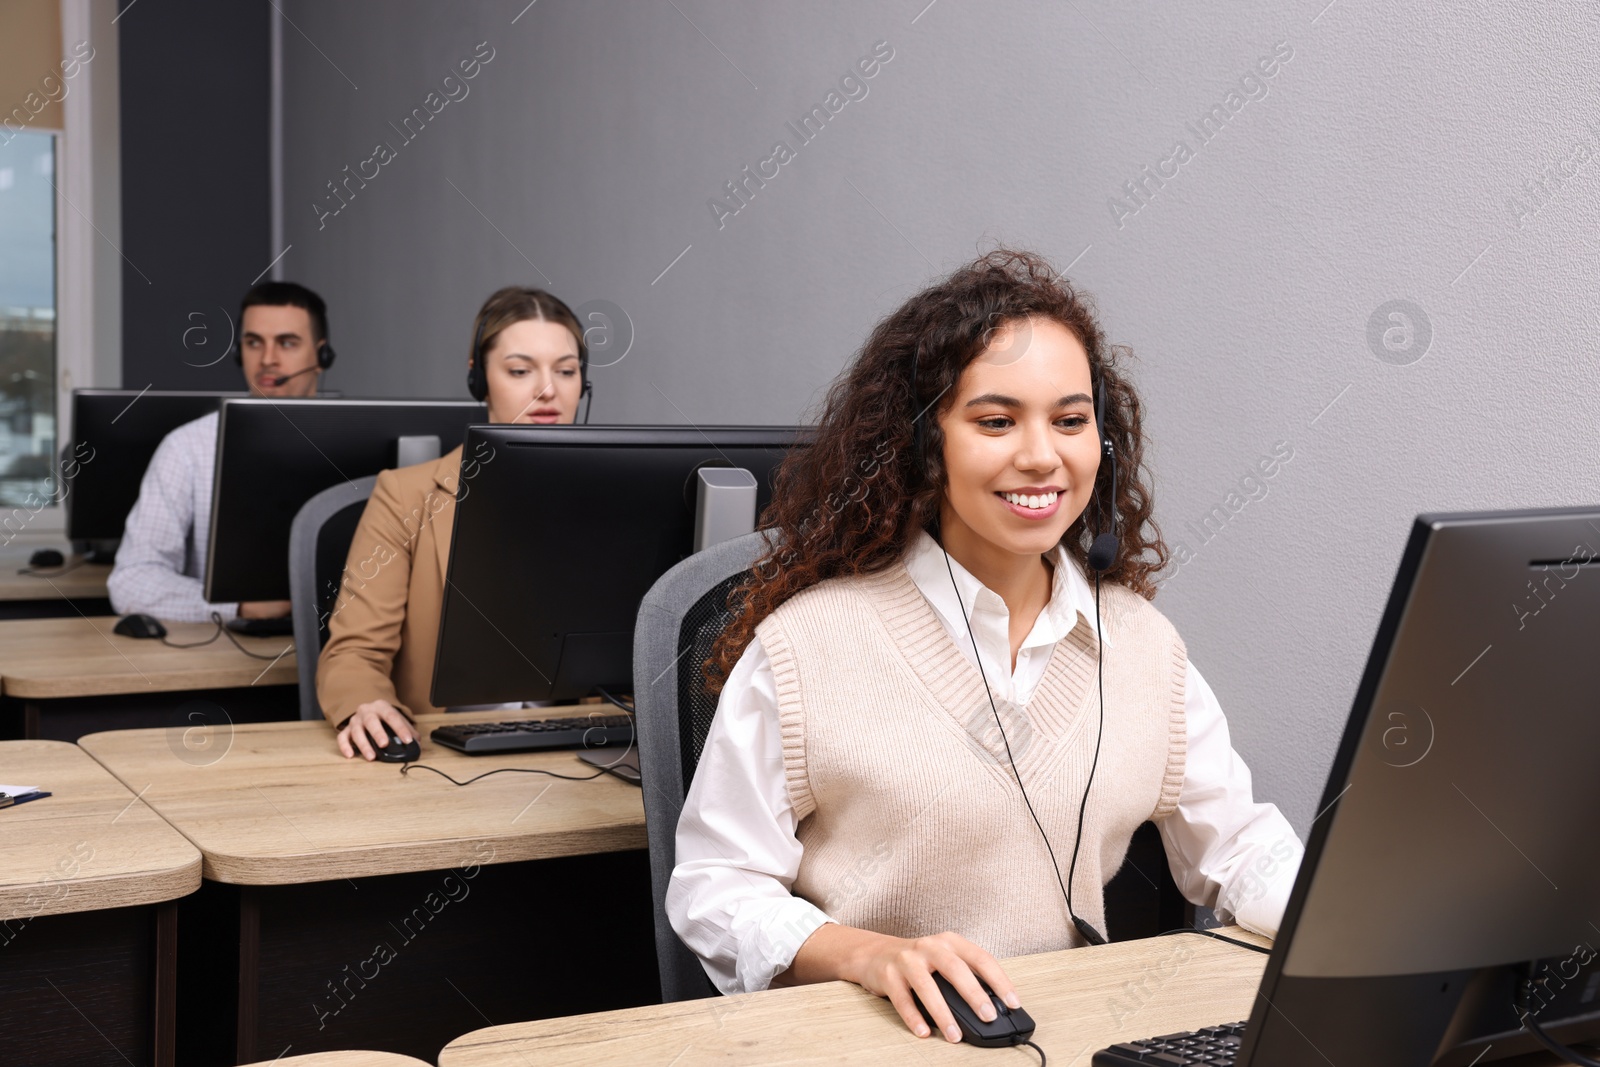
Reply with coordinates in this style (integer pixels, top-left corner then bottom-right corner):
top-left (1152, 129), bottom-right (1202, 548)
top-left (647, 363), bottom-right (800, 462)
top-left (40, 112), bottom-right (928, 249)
top-left (633, 529), bottom-right (769, 1002)
top-left (288, 475), bottom-right (378, 721)
top-left (1105, 820), bottom-right (1194, 941)
top-left (632, 529), bottom-right (1193, 1000)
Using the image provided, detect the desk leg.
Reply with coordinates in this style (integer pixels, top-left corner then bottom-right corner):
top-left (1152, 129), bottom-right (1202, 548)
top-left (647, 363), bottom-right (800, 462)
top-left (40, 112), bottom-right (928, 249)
top-left (236, 886), bottom-right (261, 1065)
top-left (154, 901), bottom-right (177, 1067)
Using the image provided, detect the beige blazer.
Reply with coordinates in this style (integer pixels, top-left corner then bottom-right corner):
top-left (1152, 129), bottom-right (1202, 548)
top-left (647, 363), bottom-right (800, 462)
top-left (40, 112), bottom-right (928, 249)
top-left (315, 445), bottom-right (465, 726)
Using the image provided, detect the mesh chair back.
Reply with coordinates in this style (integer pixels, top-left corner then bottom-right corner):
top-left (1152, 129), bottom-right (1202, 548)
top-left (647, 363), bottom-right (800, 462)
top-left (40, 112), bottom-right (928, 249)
top-left (634, 530), bottom-right (769, 1002)
top-left (288, 476), bottom-right (378, 721)
top-left (673, 570), bottom-right (750, 791)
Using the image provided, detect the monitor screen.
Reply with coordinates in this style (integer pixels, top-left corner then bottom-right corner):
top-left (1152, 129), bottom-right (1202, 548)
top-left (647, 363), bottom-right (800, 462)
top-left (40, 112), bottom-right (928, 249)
top-left (66, 389), bottom-right (243, 543)
top-left (430, 424), bottom-right (807, 707)
top-left (205, 398), bottom-right (484, 603)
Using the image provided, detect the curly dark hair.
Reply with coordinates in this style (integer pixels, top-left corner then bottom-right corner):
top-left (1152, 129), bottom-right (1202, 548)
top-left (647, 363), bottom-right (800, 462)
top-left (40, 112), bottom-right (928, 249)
top-left (706, 248), bottom-right (1169, 692)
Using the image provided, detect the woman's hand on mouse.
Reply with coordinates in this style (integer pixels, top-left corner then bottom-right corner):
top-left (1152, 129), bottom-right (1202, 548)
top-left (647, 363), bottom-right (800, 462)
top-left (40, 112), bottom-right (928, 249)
top-left (336, 700), bottom-right (414, 760)
top-left (785, 924), bottom-right (1020, 1042)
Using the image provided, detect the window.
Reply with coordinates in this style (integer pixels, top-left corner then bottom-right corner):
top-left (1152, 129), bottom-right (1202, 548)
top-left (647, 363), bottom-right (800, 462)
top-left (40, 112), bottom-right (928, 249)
top-left (0, 128), bottom-right (57, 510)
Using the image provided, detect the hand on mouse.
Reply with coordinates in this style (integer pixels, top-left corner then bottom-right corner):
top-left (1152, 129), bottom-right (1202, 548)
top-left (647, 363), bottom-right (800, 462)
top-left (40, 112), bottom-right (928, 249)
top-left (786, 924), bottom-right (1020, 1042)
top-left (337, 700), bottom-right (414, 760)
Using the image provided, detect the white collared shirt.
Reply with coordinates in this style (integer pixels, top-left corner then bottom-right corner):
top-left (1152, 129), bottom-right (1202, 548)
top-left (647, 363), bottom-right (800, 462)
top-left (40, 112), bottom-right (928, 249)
top-left (668, 529), bottom-right (1303, 994)
top-left (107, 411), bottom-right (239, 623)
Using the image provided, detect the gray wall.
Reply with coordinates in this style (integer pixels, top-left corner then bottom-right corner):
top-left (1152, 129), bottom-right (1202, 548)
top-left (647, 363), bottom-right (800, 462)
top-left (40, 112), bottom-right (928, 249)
top-left (120, 0), bottom-right (271, 390)
top-left (280, 0), bottom-right (1600, 833)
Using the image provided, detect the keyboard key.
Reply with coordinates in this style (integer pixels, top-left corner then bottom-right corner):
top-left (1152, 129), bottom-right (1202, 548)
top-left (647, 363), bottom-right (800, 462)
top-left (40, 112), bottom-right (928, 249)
top-left (1093, 1022), bottom-right (1247, 1067)
top-left (1107, 1044), bottom-right (1150, 1057)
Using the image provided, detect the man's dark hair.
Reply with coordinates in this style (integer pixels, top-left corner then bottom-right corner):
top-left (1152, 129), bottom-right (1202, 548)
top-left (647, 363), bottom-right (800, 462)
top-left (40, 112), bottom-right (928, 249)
top-left (240, 281), bottom-right (328, 342)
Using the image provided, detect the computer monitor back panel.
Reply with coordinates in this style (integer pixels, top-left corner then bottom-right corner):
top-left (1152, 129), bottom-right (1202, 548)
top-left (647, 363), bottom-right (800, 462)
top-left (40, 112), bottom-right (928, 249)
top-left (430, 425), bottom-right (805, 707)
top-left (205, 399), bottom-right (484, 603)
top-left (1284, 508), bottom-right (1600, 979)
top-left (1240, 506), bottom-right (1600, 1066)
top-left (67, 389), bottom-right (243, 542)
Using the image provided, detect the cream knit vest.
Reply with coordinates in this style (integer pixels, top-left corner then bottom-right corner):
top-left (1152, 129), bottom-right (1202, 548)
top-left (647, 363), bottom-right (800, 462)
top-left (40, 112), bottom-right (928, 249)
top-left (756, 560), bottom-right (1187, 958)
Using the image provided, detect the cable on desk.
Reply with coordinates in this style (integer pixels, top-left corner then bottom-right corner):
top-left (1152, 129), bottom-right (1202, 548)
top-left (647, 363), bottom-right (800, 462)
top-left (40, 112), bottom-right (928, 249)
top-left (1157, 927), bottom-right (1273, 955)
top-left (160, 611), bottom-right (293, 661)
top-left (401, 763), bottom-right (614, 786)
top-left (159, 623), bottom-right (223, 649)
top-left (401, 727), bottom-right (638, 787)
top-left (594, 686), bottom-right (634, 713)
top-left (1018, 1038), bottom-right (1046, 1065)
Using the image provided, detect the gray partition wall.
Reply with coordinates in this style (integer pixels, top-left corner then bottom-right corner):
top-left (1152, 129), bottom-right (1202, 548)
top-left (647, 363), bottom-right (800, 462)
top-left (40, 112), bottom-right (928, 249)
top-left (278, 0), bottom-right (1600, 833)
top-left (120, 0), bottom-right (271, 391)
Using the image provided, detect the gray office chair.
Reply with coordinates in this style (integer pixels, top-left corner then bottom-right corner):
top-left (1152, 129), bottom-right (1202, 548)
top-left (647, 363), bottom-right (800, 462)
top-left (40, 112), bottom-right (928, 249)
top-left (288, 476), bottom-right (378, 721)
top-left (634, 529), bottom-right (770, 1002)
top-left (631, 530), bottom-right (1191, 1003)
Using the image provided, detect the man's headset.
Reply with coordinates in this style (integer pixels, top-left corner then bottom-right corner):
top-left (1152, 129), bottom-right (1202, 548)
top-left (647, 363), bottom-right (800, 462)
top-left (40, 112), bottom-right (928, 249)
top-left (910, 340), bottom-right (1119, 947)
top-left (232, 322), bottom-right (336, 388)
top-left (467, 303), bottom-right (593, 423)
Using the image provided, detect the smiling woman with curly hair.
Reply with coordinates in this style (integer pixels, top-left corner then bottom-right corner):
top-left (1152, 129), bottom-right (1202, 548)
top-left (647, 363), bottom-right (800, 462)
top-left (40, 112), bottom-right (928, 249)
top-left (669, 249), bottom-right (1303, 1045)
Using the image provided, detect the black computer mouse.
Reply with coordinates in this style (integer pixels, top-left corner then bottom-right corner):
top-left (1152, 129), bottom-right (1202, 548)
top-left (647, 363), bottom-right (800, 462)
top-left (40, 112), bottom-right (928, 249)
top-left (377, 724), bottom-right (420, 763)
top-left (28, 548), bottom-right (64, 569)
top-left (113, 613), bottom-right (168, 639)
top-left (911, 972), bottom-right (1036, 1049)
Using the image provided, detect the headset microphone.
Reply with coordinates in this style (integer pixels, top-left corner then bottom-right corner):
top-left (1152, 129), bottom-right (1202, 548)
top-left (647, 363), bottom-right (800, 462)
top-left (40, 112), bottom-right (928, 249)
top-left (265, 365), bottom-right (321, 387)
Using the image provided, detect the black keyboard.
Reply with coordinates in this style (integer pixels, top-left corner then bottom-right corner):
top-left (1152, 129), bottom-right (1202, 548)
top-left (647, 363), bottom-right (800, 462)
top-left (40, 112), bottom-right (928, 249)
top-left (1092, 1022), bottom-right (1246, 1065)
top-left (430, 715), bottom-right (635, 755)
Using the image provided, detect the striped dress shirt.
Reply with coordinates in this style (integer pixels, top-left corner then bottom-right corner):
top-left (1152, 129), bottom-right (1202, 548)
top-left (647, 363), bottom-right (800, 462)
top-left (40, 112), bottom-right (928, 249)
top-left (106, 411), bottom-right (238, 622)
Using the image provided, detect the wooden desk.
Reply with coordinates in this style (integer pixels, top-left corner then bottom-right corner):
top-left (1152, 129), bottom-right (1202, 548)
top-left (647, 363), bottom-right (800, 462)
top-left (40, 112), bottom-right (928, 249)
top-left (78, 712), bottom-right (647, 882)
top-left (438, 930), bottom-right (1272, 1067)
top-left (0, 615), bottom-right (299, 741)
top-left (80, 712), bottom-right (658, 1064)
top-left (0, 740), bottom-right (202, 1067)
top-left (0, 546), bottom-right (112, 618)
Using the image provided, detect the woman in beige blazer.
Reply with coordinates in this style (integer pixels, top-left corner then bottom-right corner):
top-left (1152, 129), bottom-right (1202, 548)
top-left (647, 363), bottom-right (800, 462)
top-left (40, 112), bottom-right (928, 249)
top-left (318, 287), bottom-right (587, 758)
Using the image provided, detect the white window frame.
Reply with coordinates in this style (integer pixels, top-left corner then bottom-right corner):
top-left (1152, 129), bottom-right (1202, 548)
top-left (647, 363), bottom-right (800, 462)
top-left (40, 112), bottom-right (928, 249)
top-left (14, 0), bottom-right (111, 541)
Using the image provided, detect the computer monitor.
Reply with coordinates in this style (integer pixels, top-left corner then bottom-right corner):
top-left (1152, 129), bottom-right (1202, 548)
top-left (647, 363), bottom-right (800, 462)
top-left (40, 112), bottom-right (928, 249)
top-left (204, 398), bottom-right (484, 603)
top-left (430, 425), bottom-right (807, 707)
top-left (1234, 506), bottom-right (1600, 1065)
top-left (65, 389), bottom-right (244, 545)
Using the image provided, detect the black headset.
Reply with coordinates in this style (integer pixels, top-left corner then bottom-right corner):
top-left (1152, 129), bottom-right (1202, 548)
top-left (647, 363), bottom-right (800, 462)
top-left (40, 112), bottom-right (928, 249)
top-left (908, 343), bottom-right (1119, 556)
top-left (231, 326), bottom-right (337, 372)
top-left (468, 300), bottom-right (593, 423)
top-left (911, 339), bottom-right (1119, 947)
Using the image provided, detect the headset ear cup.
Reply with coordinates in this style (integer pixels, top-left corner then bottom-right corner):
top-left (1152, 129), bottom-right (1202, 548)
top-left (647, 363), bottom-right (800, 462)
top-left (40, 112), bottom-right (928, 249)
top-left (1086, 373), bottom-right (1120, 572)
top-left (318, 341), bottom-right (336, 371)
top-left (468, 315), bottom-right (488, 402)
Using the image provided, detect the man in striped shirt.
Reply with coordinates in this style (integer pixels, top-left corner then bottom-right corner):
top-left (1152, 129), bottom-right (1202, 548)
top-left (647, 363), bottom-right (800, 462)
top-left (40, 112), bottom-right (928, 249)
top-left (107, 282), bottom-right (333, 622)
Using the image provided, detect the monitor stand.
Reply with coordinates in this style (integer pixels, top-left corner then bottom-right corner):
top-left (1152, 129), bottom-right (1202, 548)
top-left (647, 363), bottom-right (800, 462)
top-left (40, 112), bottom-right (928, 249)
top-left (694, 466), bottom-right (757, 552)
